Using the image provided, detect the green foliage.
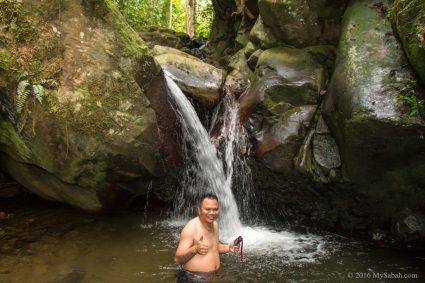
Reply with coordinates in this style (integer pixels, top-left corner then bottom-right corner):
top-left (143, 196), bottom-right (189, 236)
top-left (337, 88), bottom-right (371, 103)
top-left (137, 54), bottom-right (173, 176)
top-left (0, 0), bottom-right (36, 43)
top-left (32, 84), bottom-right (44, 104)
top-left (196, 0), bottom-right (214, 38)
top-left (112, 0), bottom-right (214, 38)
top-left (113, 0), bottom-right (169, 30)
top-left (388, 0), bottom-right (425, 84)
top-left (15, 79), bottom-right (58, 132)
top-left (398, 78), bottom-right (424, 117)
top-left (16, 80), bottom-right (31, 114)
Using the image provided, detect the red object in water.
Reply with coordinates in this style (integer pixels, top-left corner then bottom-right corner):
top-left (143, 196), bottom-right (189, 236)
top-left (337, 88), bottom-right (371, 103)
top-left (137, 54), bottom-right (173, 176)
top-left (233, 236), bottom-right (244, 262)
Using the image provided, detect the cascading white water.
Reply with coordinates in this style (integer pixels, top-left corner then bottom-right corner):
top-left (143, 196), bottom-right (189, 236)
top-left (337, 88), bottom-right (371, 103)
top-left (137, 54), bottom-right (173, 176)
top-left (165, 73), bottom-right (242, 238)
top-left (165, 72), bottom-right (329, 261)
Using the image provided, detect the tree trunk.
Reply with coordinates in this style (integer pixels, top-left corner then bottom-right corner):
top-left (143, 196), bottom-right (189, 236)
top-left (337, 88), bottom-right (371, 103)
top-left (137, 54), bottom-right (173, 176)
top-left (168, 0), bottom-right (173, 29)
top-left (208, 0), bottom-right (239, 56)
top-left (185, 0), bottom-right (196, 37)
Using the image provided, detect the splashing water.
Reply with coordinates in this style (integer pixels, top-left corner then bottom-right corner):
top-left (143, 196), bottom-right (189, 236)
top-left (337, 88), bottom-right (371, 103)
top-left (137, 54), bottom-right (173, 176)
top-left (165, 73), bottom-right (329, 261)
top-left (165, 73), bottom-right (241, 238)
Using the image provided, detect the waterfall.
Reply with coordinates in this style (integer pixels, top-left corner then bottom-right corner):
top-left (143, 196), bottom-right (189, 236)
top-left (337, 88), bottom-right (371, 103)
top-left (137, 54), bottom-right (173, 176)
top-left (165, 73), bottom-right (242, 238)
top-left (165, 72), bottom-right (329, 261)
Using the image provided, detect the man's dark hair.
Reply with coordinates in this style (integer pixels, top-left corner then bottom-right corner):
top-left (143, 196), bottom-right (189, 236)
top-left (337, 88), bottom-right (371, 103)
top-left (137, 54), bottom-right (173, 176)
top-left (198, 193), bottom-right (218, 207)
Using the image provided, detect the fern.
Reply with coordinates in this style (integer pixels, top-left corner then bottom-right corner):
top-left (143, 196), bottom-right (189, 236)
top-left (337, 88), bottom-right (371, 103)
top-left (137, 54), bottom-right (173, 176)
top-left (16, 80), bottom-right (30, 113)
top-left (39, 79), bottom-right (58, 89)
top-left (32, 84), bottom-right (44, 103)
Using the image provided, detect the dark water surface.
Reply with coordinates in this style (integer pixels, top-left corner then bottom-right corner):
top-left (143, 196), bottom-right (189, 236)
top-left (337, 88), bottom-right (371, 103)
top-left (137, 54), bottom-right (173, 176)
top-left (0, 197), bottom-right (424, 283)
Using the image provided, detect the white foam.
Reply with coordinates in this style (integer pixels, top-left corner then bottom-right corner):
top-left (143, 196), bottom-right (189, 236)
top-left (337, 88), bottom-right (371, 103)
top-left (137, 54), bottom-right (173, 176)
top-left (224, 226), bottom-right (328, 263)
top-left (162, 220), bottom-right (329, 264)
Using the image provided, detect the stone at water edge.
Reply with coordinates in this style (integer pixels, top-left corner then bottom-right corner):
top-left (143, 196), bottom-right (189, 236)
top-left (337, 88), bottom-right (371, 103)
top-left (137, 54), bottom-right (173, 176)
top-left (153, 45), bottom-right (226, 108)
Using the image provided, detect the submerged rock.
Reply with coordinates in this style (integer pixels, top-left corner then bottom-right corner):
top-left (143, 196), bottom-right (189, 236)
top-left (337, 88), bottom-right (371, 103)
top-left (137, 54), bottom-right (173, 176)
top-left (392, 209), bottom-right (425, 244)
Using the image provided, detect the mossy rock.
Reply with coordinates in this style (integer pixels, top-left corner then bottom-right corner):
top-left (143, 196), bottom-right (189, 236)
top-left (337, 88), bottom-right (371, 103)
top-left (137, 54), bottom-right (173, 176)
top-left (257, 0), bottom-right (348, 47)
top-left (153, 46), bottom-right (225, 108)
top-left (238, 45), bottom-right (335, 124)
top-left (323, 0), bottom-right (425, 224)
top-left (388, 0), bottom-right (425, 85)
top-left (0, 0), bottom-right (165, 212)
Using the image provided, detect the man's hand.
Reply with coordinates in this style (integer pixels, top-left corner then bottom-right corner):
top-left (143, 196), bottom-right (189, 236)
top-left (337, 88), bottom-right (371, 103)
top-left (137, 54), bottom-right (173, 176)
top-left (229, 243), bottom-right (240, 253)
top-left (195, 236), bottom-right (209, 255)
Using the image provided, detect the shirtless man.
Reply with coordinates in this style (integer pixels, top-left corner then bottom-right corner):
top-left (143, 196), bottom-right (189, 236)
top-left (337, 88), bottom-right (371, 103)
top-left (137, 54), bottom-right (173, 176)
top-left (174, 193), bottom-right (239, 272)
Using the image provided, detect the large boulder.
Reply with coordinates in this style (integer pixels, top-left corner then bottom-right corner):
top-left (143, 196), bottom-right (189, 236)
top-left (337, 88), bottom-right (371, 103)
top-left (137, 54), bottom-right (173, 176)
top-left (236, 45), bottom-right (335, 174)
top-left (257, 0), bottom-right (348, 47)
top-left (239, 45), bottom-right (335, 124)
top-left (138, 27), bottom-right (190, 50)
top-left (0, 0), bottom-right (166, 211)
top-left (323, 0), bottom-right (425, 222)
top-left (153, 45), bottom-right (225, 108)
top-left (388, 0), bottom-right (425, 85)
top-left (223, 49), bottom-right (253, 96)
top-left (249, 16), bottom-right (278, 49)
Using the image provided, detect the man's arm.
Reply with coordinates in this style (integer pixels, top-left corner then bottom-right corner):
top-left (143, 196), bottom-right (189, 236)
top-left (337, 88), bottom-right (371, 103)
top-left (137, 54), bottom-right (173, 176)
top-left (175, 226), bottom-right (196, 264)
top-left (215, 222), bottom-right (239, 254)
top-left (219, 242), bottom-right (239, 254)
top-left (175, 225), bottom-right (208, 264)
top-left (218, 242), bottom-right (231, 254)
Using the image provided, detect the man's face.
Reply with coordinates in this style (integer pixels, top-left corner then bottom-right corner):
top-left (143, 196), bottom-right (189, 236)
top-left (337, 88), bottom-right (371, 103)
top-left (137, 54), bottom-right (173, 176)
top-left (198, 198), bottom-right (219, 224)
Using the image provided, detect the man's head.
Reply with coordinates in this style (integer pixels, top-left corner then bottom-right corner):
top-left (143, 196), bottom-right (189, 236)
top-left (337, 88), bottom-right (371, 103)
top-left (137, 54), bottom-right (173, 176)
top-left (198, 193), bottom-right (219, 224)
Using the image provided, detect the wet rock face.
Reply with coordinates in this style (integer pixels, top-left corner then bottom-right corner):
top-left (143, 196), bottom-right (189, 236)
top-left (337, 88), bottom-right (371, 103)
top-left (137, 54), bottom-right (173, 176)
top-left (257, 105), bottom-right (316, 173)
top-left (153, 45), bottom-right (225, 108)
top-left (238, 46), bottom-right (335, 125)
top-left (323, 0), bottom-right (425, 220)
top-left (235, 45), bottom-right (336, 176)
top-left (388, 0), bottom-right (425, 85)
top-left (0, 0), bottom-right (165, 211)
top-left (257, 0), bottom-right (348, 47)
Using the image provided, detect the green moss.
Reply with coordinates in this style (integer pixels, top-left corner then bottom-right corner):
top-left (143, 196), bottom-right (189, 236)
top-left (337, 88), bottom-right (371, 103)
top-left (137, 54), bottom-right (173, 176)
top-left (388, 0), bottom-right (425, 84)
top-left (46, 89), bottom-right (119, 139)
top-left (45, 74), bottom-right (136, 139)
top-left (0, 120), bottom-right (31, 160)
top-left (103, 0), bottom-right (158, 91)
top-left (104, 0), bottom-right (149, 60)
top-left (75, 157), bottom-right (108, 188)
top-left (0, 0), bottom-right (36, 43)
top-left (0, 49), bottom-right (21, 80)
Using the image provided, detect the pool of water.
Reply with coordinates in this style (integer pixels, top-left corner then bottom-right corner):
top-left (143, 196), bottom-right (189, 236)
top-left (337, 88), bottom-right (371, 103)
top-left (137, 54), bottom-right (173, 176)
top-left (0, 198), bottom-right (424, 283)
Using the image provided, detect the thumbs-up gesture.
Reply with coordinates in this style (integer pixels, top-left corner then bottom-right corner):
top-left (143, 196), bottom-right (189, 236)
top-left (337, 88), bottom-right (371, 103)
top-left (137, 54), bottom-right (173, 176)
top-left (195, 236), bottom-right (209, 255)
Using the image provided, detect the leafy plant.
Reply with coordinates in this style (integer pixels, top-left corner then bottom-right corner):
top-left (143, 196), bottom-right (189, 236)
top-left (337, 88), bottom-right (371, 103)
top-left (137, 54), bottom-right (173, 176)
top-left (15, 79), bottom-right (58, 131)
top-left (398, 78), bottom-right (424, 117)
top-left (113, 0), bottom-right (214, 38)
top-left (399, 94), bottom-right (424, 116)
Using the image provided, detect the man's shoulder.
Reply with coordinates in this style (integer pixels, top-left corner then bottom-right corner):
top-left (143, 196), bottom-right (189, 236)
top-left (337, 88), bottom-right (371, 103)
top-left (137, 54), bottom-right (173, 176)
top-left (182, 217), bottom-right (199, 232)
top-left (213, 221), bottom-right (219, 232)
